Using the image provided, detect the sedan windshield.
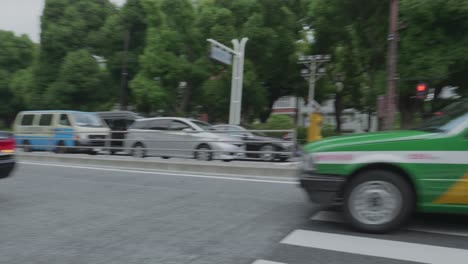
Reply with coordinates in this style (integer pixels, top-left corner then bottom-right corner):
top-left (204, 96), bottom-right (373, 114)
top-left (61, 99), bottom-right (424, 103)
top-left (73, 113), bottom-right (104, 127)
top-left (192, 120), bottom-right (214, 131)
top-left (416, 100), bottom-right (468, 133)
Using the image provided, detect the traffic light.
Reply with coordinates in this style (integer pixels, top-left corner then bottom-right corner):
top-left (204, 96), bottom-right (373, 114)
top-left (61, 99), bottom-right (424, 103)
top-left (416, 83), bottom-right (428, 99)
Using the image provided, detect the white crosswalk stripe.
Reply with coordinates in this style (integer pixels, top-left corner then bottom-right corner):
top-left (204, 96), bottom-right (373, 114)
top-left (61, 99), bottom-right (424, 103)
top-left (253, 211), bottom-right (468, 264)
top-left (311, 211), bottom-right (468, 237)
top-left (281, 229), bottom-right (468, 264)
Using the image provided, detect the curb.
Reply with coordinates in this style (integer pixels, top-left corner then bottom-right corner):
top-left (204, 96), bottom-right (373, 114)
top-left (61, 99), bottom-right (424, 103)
top-left (17, 153), bottom-right (298, 178)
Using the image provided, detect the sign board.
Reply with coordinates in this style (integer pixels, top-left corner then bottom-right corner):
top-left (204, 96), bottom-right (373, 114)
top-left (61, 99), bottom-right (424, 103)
top-left (210, 46), bottom-right (232, 65)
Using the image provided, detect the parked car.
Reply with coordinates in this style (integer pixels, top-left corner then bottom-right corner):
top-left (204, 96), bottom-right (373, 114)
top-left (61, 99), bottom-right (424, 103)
top-left (213, 124), bottom-right (294, 161)
top-left (125, 118), bottom-right (245, 161)
top-left (14, 111), bottom-right (110, 154)
top-left (96, 111), bottom-right (143, 155)
top-left (0, 131), bottom-right (15, 179)
top-left (298, 99), bottom-right (468, 233)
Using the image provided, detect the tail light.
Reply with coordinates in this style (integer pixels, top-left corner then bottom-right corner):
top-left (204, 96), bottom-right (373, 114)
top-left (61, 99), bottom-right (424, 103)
top-left (0, 137), bottom-right (15, 154)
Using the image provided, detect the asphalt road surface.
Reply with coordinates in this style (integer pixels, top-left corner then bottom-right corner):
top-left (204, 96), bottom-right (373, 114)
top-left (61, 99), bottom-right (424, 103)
top-left (1, 162), bottom-right (467, 264)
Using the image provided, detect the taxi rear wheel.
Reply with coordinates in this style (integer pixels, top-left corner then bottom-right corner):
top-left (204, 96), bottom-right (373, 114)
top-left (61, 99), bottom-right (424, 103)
top-left (343, 170), bottom-right (414, 233)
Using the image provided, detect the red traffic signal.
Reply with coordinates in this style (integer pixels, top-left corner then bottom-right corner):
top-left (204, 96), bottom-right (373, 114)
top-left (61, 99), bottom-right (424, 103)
top-left (416, 83), bottom-right (427, 92)
top-left (416, 83), bottom-right (428, 99)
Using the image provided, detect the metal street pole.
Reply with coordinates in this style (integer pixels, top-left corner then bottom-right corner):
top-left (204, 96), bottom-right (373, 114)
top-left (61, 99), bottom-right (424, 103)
top-left (308, 60), bottom-right (317, 115)
top-left (207, 38), bottom-right (248, 125)
top-left (385, 0), bottom-right (399, 130)
top-left (229, 41), bottom-right (239, 125)
top-left (233, 38), bottom-right (248, 125)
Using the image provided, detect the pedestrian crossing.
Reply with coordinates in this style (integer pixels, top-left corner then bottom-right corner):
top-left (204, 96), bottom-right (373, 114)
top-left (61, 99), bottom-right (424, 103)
top-left (251, 211), bottom-right (468, 264)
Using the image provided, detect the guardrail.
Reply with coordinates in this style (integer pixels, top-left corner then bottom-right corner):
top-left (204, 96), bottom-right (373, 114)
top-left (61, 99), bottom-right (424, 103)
top-left (14, 129), bottom-right (298, 162)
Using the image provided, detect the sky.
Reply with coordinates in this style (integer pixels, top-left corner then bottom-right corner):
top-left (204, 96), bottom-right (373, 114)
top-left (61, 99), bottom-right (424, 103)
top-left (0, 0), bottom-right (126, 43)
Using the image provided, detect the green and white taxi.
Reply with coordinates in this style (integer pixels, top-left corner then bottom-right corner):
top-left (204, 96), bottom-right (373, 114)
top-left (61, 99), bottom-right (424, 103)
top-left (299, 99), bottom-right (468, 233)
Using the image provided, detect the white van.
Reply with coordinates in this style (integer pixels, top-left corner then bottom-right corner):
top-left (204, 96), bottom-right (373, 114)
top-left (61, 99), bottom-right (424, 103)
top-left (13, 111), bottom-right (110, 154)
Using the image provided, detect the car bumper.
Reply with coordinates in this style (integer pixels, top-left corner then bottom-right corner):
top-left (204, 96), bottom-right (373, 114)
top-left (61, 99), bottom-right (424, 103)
top-left (0, 157), bottom-right (15, 179)
top-left (211, 142), bottom-right (245, 160)
top-left (299, 171), bottom-right (346, 207)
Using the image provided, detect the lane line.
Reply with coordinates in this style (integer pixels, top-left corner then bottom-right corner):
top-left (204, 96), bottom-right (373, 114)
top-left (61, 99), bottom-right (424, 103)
top-left (252, 260), bottom-right (287, 264)
top-left (310, 211), bottom-right (468, 237)
top-left (18, 162), bottom-right (296, 185)
top-left (281, 230), bottom-right (468, 264)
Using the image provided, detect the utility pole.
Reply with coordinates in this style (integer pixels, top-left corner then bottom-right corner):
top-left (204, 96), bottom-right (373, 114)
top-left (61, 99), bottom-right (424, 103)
top-left (298, 55), bottom-right (330, 114)
top-left (298, 55), bottom-right (330, 142)
top-left (385, 0), bottom-right (399, 130)
top-left (207, 38), bottom-right (248, 125)
top-left (120, 29), bottom-right (130, 111)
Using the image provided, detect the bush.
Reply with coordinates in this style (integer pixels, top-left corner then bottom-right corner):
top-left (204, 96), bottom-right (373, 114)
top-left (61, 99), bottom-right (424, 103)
top-left (250, 115), bottom-right (295, 138)
top-left (322, 124), bottom-right (339, 138)
top-left (253, 115), bottom-right (295, 130)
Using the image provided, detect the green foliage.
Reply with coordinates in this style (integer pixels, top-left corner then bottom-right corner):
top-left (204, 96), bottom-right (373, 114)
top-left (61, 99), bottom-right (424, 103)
top-left (44, 49), bottom-right (110, 111)
top-left (321, 124), bottom-right (340, 138)
top-left (254, 115), bottom-right (295, 130)
top-left (2, 0), bottom-right (467, 130)
top-left (0, 31), bottom-right (36, 74)
top-left (0, 30), bottom-right (37, 124)
top-left (36, 0), bottom-right (114, 94)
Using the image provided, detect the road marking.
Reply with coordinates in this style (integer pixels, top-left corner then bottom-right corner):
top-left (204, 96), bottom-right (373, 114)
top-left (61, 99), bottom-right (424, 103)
top-left (251, 260), bottom-right (286, 264)
top-left (311, 211), bottom-right (468, 237)
top-left (18, 162), bottom-right (297, 185)
top-left (281, 230), bottom-right (468, 264)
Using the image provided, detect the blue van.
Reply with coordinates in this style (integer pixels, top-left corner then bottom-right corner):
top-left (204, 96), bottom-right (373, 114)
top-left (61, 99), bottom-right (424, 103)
top-left (13, 111), bottom-right (110, 154)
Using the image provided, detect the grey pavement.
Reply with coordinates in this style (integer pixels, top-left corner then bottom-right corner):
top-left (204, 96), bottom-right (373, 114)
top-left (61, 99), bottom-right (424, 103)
top-left (1, 162), bottom-right (467, 264)
top-left (0, 162), bottom-right (310, 264)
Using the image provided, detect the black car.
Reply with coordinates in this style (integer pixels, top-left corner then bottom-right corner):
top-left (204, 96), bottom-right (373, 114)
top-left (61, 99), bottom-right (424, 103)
top-left (213, 125), bottom-right (293, 161)
top-left (0, 132), bottom-right (15, 179)
top-left (96, 111), bottom-right (144, 154)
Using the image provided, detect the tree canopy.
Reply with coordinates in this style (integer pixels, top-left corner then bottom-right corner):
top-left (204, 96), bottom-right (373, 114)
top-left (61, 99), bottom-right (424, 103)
top-left (1, 0), bottom-right (466, 129)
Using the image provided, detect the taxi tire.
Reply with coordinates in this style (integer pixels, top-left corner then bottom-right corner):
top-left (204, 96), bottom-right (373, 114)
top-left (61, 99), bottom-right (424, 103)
top-left (343, 170), bottom-right (414, 234)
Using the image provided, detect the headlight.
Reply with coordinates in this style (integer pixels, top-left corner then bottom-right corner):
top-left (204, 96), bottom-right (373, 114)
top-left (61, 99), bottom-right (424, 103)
top-left (301, 153), bottom-right (315, 171)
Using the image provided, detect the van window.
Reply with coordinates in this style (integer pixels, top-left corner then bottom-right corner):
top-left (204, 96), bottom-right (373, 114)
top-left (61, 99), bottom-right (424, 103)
top-left (73, 113), bottom-right (104, 127)
top-left (21, 114), bottom-right (35, 126)
top-left (39, 114), bottom-right (53, 126)
top-left (59, 114), bottom-right (71, 126)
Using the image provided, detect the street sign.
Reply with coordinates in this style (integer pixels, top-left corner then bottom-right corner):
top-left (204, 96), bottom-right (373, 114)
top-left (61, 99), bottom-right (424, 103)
top-left (210, 46), bottom-right (232, 65)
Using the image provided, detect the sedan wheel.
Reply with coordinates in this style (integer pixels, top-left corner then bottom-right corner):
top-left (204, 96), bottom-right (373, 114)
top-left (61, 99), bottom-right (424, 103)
top-left (259, 144), bottom-right (275, 162)
top-left (195, 145), bottom-right (212, 161)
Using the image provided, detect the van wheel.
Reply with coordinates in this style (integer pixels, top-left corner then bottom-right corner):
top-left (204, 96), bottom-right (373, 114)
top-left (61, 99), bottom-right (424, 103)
top-left (195, 144), bottom-right (212, 161)
top-left (132, 143), bottom-right (146, 158)
top-left (343, 170), bottom-right (414, 233)
top-left (55, 141), bottom-right (67, 154)
top-left (23, 140), bottom-right (32, 152)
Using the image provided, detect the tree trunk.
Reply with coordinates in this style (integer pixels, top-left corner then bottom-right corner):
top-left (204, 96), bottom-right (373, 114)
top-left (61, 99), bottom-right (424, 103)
top-left (334, 94), bottom-right (343, 133)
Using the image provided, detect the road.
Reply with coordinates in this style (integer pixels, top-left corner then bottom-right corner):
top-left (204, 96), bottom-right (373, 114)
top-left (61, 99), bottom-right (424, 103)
top-left (1, 162), bottom-right (467, 264)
